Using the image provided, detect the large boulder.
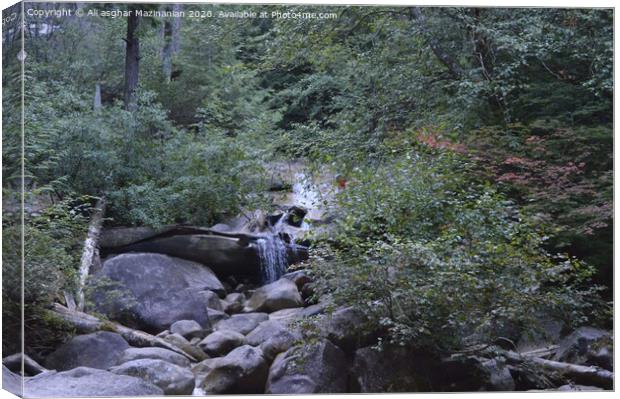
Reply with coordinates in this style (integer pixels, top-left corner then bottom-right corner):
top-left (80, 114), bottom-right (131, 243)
top-left (266, 339), bottom-right (348, 394)
top-left (201, 345), bottom-right (269, 394)
top-left (245, 320), bottom-right (290, 346)
top-left (106, 231), bottom-right (262, 278)
top-left (3, 353), bottom-right (47, 376)
top-left (553, 327), bottom-right (613, 371)
top-left (110, 359), bottom-right (195, 395)
top-left (246, 320), bottom-right (302, 361)
top-left (24, 367), bottom-right (163, 396)
top-left (90, 253), bottom-right (225, 332)
top-left (199, 330), bottom-right (246, 357)
top-left (44, 332), bottom-right (129, 371)
top-left (244, 278), bottom-right (303, 313)
top-left (215, 313), bottom-right (269, 335)
top-left (321, 306), bottom-right (375, 352)
top-left (118, 347), bottom-right (190, 368)
top-left (438, 354), bottom-right (515, 391)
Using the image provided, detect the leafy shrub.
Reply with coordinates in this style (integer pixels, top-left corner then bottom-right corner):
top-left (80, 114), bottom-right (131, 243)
top-left (309, 146), bottom-right (607, 351)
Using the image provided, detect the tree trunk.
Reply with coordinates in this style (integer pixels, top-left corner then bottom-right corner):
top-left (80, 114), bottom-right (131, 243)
top-left (76, 197), bottom-right (106, 311)
top-left (123, 10), bottom-right (140, 111)
top-left (504, 350), bottom-right (613, 389)
top-left (93, 83), bottom-right (102, 111)
top-left (161, 4), bottom-right (182, 83)
top-left (409, 7), bottom-right (464, 79)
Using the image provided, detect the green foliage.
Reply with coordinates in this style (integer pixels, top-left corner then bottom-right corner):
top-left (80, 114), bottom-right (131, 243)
top-left (310, 147), bottom-right (607, 351)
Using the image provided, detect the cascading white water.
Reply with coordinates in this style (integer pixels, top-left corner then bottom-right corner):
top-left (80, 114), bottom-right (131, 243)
top-left (256, 234), bottom-right (289, 283)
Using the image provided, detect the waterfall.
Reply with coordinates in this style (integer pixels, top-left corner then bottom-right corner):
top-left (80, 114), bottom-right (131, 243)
top-left (256, 235), bottom-right (289, 283)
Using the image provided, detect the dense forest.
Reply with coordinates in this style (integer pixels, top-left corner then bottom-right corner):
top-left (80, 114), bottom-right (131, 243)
top-left (2, 1), bottom-right (614, 395)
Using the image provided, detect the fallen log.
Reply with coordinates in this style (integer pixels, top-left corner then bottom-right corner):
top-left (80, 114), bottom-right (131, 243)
top-left (76, 197), bottom-right (106, 311)
top-left (49, 304), bottom-right (197, 363)
top-left (505, 350), bottom-right (613, 389)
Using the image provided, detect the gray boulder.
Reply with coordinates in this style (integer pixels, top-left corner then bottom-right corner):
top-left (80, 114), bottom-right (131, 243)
top-left (3, 353), bottom-right (47, 376)
top-left (109, 232), bottom-right (268, 278)
top-left (44, 332), bottom-right (129, 371)
top-left (192, 358), bottom-right (223, 388)
top-left (199, 330), bottom-right (246, 357)
top-left (553, 327), bottom-right (613, 371)
top-left (215, 313), bottom-right (269, 335)
top-left (201, 290), bottom-right (225, 311)
top-left (118, 347), bottom-right (190, 368)
top-left (170, 319), bottom-right (207, 340)
top-left (269, 302), bottom-right (326, 324)
top-left (245, 320), bottom-right (289, 346)
top-left (223, 293), bottom-right (245, 314)
top-left (322, 306), bottom-right (375, 352)
top-left (24, 367), bottom-right (163, 396)
top-left (282, 270), bottom-right (312, 289)
top-left (201, 345), bottom-right (269, 394)
top-left (90, 253), bottom-right (224, 332)
top-left (245, 278), bottom-right (303, 313)
top-left (110, 359), bottom-right (195, 395)
top-left (439, 354), bottom-right (515, 391)
top-left (207, 308), bottom-right (230, 325)
top-left (266, 339), bottom-right (348, 394)
top-left (249, 321), bottom-right (302, 361)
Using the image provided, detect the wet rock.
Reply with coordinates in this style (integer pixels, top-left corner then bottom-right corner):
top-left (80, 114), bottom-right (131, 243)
top-left (201, 345), bottom-right (269, 394)
top-left (215, 313), bottom-right (269, 335)
top-left (110, 359), bottom-right (195, 395)
top-left (90, 253), bottom-right (224, 332)
top-left (118, 347), bottom-right (190, 368)
top-left (245, 278), bottom-right (303, 313)
top-left (44, 331), bottom-right (129, 371)
top-left (266, 340), bottom-right (347, 394)
top-left (170, 319), bottom-right (208, 340)
top-left (199, 330), bottom-right (246, 357)
top-left (24, 367), bottom-right (163, 397)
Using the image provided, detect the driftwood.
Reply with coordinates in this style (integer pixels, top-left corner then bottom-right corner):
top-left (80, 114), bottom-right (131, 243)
top-left (76, 197), bottom-right (106, 311)
top-left (505, 350), bottom-right (613, 389)
top-left (49, 303), bottom-right (197, 363)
